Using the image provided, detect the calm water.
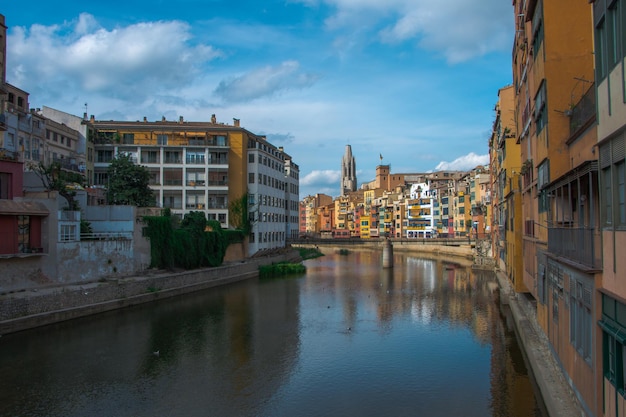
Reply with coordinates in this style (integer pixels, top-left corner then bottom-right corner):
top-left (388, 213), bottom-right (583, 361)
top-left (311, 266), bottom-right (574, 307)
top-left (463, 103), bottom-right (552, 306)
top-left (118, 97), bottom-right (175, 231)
top-left (0, 250), bottom-right (544, 417)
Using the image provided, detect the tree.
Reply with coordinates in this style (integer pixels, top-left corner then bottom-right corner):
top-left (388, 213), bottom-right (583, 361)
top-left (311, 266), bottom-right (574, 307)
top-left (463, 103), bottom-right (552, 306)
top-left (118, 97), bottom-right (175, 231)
top-left (107, 153), bottom-right (155, 206)
top-left (30, 161), bottom-right (84, 210)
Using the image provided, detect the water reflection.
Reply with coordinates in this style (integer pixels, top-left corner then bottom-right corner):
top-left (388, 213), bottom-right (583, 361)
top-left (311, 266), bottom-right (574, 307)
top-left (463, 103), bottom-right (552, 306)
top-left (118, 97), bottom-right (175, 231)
top-left (0, 250), bottom-right (543, 417)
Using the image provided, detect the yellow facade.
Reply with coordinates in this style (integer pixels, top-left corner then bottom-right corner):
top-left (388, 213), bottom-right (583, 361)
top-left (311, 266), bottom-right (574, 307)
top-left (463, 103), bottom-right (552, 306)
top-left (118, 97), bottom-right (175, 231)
top-left (513, 1), bottom-right (599, 415)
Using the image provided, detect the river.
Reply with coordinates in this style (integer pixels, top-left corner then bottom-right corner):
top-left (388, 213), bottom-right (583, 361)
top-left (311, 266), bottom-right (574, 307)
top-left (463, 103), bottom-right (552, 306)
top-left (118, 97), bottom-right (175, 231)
top-left (0, 249), bottom-right (544, 417)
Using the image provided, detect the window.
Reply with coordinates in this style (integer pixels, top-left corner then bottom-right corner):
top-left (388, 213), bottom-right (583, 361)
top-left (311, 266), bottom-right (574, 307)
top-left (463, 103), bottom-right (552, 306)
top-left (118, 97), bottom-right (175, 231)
top-left (600, 136), bottom-right (626, 227)
top-left (570, 276), bottom-right (592, 363)
top-left (31, 139), bottom-right (40, 161)
top-left (216, 135), bottom-right (227, 146)
top-left (186, 150), bottom-right (205, 164)
top-left (248, 173), bottom-right (255, 184)
top-left (618, 161), bottom-right (625, 225)
top-left (596, 18), bottom-right (608, 81)
top-left (249, 153), bottom-right (255, 163)
top-left (122, 133), bottom-right (135, 144)
top-left (94, 172), bottom-right (109, 186)
top-left (0, 172), bottom-right (11, 199)
top-left (535, 81), bottom-right (547, 134)
top-left (601, 294), bottom-right (626, 392)
top-left (609, 3), bottom-right (620, 70)
top-left (141, 150), bottom-right (159, 164)
top-left (157, 134), bottom-right (168, 145)
top-left (17, 216), bottom-right (30, 252)
top-left (164, 151), bottom-right (181, 164)
top-left (96, 150), bottom-right (114, 163)
top-left (59, 224), bottom-right (77, 242)
top-left (532, 2), bottom-right (544, 59)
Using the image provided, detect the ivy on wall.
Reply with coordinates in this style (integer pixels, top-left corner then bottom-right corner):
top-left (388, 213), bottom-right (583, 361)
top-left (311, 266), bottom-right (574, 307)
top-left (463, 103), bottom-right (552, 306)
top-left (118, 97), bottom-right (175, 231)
top-left (143, 211), bottom-right (233, 270)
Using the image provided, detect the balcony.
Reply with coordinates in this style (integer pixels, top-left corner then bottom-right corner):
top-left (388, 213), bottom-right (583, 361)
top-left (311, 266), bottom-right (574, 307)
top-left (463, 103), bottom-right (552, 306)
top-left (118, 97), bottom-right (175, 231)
top-left (547, 227), bottom-right (601, 270)
top-left (568, 83), bottom-right (595, 139)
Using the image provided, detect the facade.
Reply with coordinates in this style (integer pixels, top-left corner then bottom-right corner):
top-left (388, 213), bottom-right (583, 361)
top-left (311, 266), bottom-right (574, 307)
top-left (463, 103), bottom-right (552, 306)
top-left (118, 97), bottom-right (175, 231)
top-left (592, 1), bottom-right (626, 416)
top-left (88, 116), bottom-right (298, 256)
top-left (340, 144), bottom-right (357, 196)
top-left (512, 1), bottom-right (600, 415)
top-left (469, 167), bottom-right (491, 240)
top-left (405, 182), bottom-right (437, 238)
top-left (490, 85), bottom-right (525, 292)
top-left (39, 106), bottom-right (91, 184)
top-left (300, 193), bottom-right (332, 237)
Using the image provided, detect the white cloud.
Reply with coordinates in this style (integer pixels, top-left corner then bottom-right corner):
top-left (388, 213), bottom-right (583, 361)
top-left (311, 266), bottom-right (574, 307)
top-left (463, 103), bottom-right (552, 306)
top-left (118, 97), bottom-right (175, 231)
top-left (7, 14), bottom-right (221, 101)
top-left (301, 169), bottom-right (341, 186)
top-left (297, 0), bottom-right (512, 62)
top-left (214, 61), bottom-right (320, 102)
top-left (434, 152), bottom-right (489, 171)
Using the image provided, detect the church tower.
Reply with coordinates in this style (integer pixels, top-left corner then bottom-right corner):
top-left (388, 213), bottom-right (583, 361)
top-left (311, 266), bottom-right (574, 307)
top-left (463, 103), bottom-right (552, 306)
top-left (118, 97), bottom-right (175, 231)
top-left (341, 145), bottom-right (357, 196)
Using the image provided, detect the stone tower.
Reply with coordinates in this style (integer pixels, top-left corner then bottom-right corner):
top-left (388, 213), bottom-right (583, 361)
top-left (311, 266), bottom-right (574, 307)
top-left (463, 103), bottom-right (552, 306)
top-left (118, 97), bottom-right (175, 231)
top-left (341, 145), bottom-right (357, 196)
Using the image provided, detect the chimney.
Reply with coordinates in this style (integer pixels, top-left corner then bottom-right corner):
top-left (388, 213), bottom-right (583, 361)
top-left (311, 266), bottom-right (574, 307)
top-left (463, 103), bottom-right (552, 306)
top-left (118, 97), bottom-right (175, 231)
top-left (83, 112), bottom-right (88, 120)
top-left (211, 114), bottom-right (217, 124)
top-left (90, 115), bottom-right (95, 122)
top-left (162, 116), bottom-right (166, 122)
top-left (179, 116), bottom-right (184, 124)
top-left (143, 116), bottom-right (147, 122)
top-left (233, 118), bottom-right (240, 127)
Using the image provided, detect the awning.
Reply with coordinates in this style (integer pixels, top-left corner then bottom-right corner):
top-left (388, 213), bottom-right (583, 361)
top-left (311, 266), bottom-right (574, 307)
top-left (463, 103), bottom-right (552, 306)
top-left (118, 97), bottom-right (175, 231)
top-left (0, 200), bottom-right (49, 216)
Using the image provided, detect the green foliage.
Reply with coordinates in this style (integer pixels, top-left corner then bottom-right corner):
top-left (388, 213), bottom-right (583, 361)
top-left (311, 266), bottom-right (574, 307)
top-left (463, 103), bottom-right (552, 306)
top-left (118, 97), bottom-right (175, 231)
top-left (80, 219), bottom-right (93, 235)
top-left (259, 262), bottom-right (306, 279)
top-left (298, 247), bottom-right (324, 260)
top-left (107, 153), bottom-right (155, 207)
top-left (228, 193), bottom-right (251, 235)
top-left (143, 216), bottom-right (175, 269)
top-left (30, 161), bottom-right (85, 210)
top-left (143, 213), bottom-right (228, 270)
top-left (223, 229), bottom-right (245, 244)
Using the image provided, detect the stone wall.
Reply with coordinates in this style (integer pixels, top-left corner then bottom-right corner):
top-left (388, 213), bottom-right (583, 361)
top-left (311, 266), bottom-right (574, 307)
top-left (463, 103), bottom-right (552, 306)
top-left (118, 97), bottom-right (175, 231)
top-left (0, 250), bottom-right (301, 335)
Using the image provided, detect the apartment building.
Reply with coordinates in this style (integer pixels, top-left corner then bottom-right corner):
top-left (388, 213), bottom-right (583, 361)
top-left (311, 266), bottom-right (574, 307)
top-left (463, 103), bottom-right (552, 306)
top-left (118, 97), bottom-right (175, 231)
top-left (405, 182), bottom-right (437, 238)
top-left (512, 0), bottom-right (599, 415)
top-left (39, 106), bottom-right (92, 184)
top-left (490, 85), bottom-right (525, 292)
top-left (88, 115), bottom-right (299, 256)
top-left (469, 167), bottom-right (491, 240)
top-left (592, 1), bottom-right (626, 415)
top-left (300, 193), bottom-right (332, 237)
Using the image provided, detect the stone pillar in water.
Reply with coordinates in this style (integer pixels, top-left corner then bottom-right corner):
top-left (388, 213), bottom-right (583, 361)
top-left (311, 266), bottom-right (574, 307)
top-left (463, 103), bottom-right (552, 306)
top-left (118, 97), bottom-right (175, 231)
top-left (382, 237), bottom-right (393, 268)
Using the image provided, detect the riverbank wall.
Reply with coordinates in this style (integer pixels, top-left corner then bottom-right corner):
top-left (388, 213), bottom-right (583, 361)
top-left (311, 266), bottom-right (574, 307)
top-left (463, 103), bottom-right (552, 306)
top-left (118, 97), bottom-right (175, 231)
top-left (0, 250), bottom-right (301, 335)
top-left (496, 271), bottom-right (586, 417)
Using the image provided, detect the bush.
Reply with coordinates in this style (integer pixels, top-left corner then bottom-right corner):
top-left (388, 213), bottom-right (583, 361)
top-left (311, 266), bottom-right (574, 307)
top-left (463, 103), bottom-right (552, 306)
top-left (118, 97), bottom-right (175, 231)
top-left (259, 262), bottom-right (306, 279)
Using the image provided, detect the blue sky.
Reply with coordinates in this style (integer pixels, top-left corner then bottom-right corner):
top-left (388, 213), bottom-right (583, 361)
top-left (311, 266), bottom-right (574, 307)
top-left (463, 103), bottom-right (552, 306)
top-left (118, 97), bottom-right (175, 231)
top-left (3, 0), bottom-right (513, 197)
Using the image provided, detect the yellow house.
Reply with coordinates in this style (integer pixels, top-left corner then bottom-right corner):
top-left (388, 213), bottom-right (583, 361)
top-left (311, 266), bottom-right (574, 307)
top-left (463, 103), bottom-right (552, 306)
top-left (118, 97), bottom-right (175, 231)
top-left (513, 0), bottom-right (599, 415)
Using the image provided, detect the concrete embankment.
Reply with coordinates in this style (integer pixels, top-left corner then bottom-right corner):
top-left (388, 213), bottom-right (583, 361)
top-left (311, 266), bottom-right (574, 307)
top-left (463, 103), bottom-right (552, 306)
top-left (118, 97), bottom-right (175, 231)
top-left (0, 250), bottom-right (301, 335)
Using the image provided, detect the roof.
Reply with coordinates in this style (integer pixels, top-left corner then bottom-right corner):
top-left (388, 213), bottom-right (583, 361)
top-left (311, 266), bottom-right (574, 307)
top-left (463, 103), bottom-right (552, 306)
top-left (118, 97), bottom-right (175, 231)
top-left (0, 200), bottom-right (49, 216)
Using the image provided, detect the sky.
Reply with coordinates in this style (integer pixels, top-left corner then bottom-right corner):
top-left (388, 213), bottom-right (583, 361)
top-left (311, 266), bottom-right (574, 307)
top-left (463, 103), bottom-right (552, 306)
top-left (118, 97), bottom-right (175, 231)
top-left (2, 0), bottom-right (513, 198)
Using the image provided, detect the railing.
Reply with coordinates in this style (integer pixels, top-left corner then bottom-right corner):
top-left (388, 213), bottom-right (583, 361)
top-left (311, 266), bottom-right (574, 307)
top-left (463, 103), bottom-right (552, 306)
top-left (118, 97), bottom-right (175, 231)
top-left (0, 148), bottom-right (20, 161)
top-left (569, 83), bottom-right (595, 137)
top-left (80, 231), bottom-right (133, 240)
top-left (547, 227), bottom-right (601, 269)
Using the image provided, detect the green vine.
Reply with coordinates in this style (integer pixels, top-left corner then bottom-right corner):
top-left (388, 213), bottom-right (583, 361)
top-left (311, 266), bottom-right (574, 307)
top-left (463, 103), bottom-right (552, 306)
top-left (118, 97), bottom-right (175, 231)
top-left (143, 212), bottom-right (229, 270)
top-left (228, 193), bottom-right (251, 235)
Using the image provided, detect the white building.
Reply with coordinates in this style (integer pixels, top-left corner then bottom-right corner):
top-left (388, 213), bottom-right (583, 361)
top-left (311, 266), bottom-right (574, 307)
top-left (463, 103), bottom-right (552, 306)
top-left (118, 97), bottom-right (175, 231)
top-left (406, 182), bottom-right (437, 238)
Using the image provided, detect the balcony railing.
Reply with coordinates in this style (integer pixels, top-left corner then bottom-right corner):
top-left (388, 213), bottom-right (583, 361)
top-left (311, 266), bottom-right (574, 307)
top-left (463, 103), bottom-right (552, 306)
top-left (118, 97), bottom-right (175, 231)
top-left (569, 83), bottom-right (595, 137)
top-left (547, 227), bottom-right (601, 269)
